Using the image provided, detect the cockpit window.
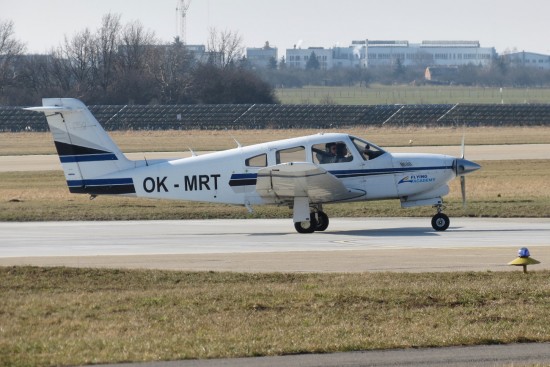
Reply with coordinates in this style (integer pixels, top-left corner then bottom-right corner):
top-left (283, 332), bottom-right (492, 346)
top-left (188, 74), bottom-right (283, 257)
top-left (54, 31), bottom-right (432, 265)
top-left (312, 141), bottom-right (354, 164)
top-left (245, 153), bottom-right (267, 167)
top-left (350, 136), bottom-right (385, 161)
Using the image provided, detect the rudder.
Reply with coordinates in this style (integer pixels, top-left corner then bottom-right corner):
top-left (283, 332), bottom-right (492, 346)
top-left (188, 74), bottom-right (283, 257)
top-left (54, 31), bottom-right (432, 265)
top-left (26, 98), bottom-right (136, 195)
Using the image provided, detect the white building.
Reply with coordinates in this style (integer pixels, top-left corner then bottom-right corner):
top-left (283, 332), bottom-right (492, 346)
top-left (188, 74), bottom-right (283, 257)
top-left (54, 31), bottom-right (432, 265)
top-left (332, 41), bottom-right (367, 68)
top-left (285, 40), bottom-right (496, 70)
top-left (365, 40), bottom-right (495, 68)
top-left (503, 51), bottom-right (550, 70)
top-left (246, 42), bottom-right (278, 69)
top-left (286, 47), bottom-right (333, 70)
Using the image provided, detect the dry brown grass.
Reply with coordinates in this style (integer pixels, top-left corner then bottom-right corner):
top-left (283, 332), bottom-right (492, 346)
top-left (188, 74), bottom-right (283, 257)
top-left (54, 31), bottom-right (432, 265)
top-left (1, 267), bottom-right (550, 366)
top-left (2, 126), bottom-right (550, 155)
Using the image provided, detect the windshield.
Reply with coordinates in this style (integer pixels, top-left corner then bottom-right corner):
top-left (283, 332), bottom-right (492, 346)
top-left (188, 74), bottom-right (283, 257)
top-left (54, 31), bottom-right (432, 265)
top-left (350, 136), bottom-right (386, 161)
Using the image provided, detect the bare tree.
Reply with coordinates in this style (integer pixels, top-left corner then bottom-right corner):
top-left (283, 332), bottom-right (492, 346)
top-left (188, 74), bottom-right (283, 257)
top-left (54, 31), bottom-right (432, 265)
top-left (152, 40), bottom-right (194, 103)
top-left (206, 28), bottom-right (244, 68)
top-left (92, 13), bottom-right (122, 95)
top-left (54, 28), bottom-right (95, 94)
top-left (0, 19), bottom-right (26, 92)
top-left (119, 20), bottom-right (157, 72)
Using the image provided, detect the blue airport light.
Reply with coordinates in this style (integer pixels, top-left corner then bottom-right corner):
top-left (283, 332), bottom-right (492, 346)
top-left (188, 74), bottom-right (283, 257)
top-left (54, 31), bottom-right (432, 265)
top-left (518, 247), bottom-right (531, 258)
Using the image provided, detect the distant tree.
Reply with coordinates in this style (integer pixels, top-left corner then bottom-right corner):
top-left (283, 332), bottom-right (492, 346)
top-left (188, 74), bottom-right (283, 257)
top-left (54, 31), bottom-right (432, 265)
top-left (0, 19), bottom-right (26, 100)
top-left (206, 28), bottom-right (244, 68)
top-left (91, 13), bottom-right (123, 99)
top-left (305, 51), bottom-right (320, 70)
top-left (393, 57), bottom-right (405, 79)
top-left (238, 55), bottom-right (251, 69)
top-left (190, 63), bottom-right (277, 104)
top-left (151, 40), bottom-right (194, 104)
top-left (56, 28), bottom-right (95, 94)
top-left (279, 56), bottom-right (286, 69)
top-left (268, 56), bottom-right (277, 70)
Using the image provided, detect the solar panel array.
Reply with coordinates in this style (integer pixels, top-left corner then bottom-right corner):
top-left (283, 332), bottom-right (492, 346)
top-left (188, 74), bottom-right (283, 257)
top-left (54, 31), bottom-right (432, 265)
top-left (2, 103), bottom-right (550, 132)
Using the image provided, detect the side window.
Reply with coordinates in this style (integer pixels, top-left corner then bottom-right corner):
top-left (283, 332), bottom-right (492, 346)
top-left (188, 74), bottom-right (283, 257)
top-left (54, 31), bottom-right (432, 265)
top-left (245, 153), bottom-right (267, 167)
top-left (276, 146), bottom-right (305, 164)
top-left (312, 141), bottom-right (354, 164)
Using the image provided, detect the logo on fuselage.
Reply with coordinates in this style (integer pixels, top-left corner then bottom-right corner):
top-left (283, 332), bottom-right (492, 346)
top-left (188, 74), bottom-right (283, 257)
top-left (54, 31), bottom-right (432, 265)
top-left (398, 174), bottom-right (435, 184)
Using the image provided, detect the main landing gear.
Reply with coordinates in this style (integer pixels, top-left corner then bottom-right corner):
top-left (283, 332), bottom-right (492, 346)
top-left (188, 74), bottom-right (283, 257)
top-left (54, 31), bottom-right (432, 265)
top-left (294, 207), bottom-right (329, 234)
top-left (431, 204), bottom-right (450, 231)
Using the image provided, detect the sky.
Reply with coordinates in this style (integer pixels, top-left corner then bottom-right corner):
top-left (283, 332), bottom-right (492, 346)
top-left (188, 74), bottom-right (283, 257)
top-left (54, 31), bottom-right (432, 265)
top-left (2, 0), bottom-right (550, 55)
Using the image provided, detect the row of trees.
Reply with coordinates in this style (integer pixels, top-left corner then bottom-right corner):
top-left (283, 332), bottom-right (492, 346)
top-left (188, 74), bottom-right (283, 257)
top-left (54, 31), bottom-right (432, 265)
top-left (0, 16), bottom-right (277, 106)
top-left (4, 14), bottom-right (550, 106)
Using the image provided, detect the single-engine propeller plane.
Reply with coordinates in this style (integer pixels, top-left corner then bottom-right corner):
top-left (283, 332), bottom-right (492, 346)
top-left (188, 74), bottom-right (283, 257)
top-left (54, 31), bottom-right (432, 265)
top-left (27, 98), bottom-right (481, 233)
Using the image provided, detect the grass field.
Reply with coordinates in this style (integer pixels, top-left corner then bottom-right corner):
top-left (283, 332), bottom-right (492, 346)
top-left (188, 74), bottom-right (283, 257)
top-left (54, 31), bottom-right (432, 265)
top-left (2, 126), bottom-right (550, 155)
top-left (1, 267), bottom-right (550, 366)
top-left (1, 160), bottom-right (549, 221)
top-left (276, 84), bottom-right (550, 105)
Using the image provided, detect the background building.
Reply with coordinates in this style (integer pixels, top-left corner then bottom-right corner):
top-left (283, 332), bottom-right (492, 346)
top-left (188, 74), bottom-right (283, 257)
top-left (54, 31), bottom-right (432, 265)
top-left (503, 51), bottom-right (550, 70)
top-left (365, 40), bottom-right (495, 68)
top-left (246, 42), bottom-right (278, 69)
top-left (285, 39), bottom-right (497, 70)
top-left (286, 47), bottom-right (333, 69)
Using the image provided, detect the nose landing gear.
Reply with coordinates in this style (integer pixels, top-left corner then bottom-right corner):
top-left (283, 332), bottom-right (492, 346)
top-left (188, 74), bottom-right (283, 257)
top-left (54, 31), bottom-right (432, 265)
top-left (431, 204), bottom-right (450, 231)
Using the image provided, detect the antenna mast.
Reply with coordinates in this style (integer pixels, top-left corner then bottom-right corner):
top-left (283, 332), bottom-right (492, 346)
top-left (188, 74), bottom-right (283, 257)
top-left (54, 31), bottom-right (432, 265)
top-left (176, 0), bottom-right (192, 44)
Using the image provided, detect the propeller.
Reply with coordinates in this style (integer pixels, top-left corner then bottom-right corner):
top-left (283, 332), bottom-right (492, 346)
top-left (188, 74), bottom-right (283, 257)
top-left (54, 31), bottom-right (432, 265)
top-left (454, 135), bottom-right (481, 209)
top-left (461, 135), bottom-right (466, 208)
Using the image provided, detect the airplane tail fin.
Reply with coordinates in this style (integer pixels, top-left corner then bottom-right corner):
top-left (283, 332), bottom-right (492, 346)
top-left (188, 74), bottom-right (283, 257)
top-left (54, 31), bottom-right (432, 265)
top-left (25, 98), bottom-right (136, 195)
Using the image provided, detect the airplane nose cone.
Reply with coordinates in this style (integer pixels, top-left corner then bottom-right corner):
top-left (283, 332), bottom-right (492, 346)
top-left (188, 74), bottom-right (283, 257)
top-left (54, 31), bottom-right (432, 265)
top-left (455, 158), bottom-right (481, 176)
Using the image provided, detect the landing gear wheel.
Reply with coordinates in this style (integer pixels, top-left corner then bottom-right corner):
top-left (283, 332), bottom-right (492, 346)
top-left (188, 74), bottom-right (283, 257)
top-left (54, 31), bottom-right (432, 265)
top-left (315, 211), bottom-right (329, 232)
top-left (294, 216), bottom-right (317, 234)
top-left (431, 213), bottom-right (450, 231)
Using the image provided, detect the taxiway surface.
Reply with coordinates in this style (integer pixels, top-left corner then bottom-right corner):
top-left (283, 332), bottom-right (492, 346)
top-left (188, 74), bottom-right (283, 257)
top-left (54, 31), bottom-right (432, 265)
top-left (2, 218), bottom-right (549, 272)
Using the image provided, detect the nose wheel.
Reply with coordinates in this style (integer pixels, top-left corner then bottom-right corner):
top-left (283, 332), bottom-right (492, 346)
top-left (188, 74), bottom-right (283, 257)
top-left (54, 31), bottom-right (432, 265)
top-left (431, 205), bottom-right (450, 231)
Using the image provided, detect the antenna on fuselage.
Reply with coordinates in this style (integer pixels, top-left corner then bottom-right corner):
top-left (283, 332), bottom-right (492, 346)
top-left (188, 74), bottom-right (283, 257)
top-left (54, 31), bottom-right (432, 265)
top-left (233, 138), bottom-right (242, 148)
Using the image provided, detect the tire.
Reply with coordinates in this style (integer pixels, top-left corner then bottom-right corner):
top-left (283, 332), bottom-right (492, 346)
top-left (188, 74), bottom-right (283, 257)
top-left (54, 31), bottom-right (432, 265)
top-left (294, 216), bottom-right (317, 234)
top-left (431, 213), bottom-right (450, 231)
top-left (315, 211), bottom-right (329, 232)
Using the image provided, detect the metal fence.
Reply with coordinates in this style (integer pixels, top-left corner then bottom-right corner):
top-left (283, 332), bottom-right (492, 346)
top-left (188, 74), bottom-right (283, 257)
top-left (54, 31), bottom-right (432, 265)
top-left (2, 103), bottom-right (550, 132)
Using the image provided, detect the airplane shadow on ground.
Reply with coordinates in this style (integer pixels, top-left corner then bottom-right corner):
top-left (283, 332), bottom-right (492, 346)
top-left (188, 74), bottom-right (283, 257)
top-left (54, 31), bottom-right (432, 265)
top-left (248, 227), bottom-right (438, 237)
top-left (248, 226), bottom-right (549, 237)
top-left (325, 227), bottom-right (438, 237)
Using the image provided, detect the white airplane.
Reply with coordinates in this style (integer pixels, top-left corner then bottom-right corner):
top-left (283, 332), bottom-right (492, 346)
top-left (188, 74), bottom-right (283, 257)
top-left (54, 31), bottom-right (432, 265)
top-left (26, 98), bottom-right (481, 233)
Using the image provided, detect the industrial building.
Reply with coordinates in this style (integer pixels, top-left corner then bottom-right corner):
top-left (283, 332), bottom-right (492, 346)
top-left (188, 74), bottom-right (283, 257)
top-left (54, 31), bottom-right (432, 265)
top-left (246, 42), bottom-right (278, 69)
top-left (502, 51), bottom-right (550, 70)
top-left (280, 39), bottom-right (496, 70)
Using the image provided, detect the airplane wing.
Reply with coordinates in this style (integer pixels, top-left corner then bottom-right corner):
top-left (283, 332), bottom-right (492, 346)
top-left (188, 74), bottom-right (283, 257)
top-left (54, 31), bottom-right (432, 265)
top-left (256, 162), bottom-right (365, 204)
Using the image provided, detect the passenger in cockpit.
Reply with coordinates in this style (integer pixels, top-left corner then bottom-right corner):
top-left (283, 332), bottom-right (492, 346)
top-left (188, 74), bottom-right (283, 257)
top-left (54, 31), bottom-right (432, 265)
top-left (335, 143), bottom-right (353, 162)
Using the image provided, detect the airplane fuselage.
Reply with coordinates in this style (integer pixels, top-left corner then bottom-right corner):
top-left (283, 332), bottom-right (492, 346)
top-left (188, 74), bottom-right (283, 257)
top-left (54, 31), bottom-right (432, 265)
top-left (107, 133), bottom-right (456, 209)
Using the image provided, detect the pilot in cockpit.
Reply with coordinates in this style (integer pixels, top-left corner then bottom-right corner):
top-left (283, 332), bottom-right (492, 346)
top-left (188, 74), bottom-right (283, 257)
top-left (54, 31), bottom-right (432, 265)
top-left (315, 143), bottom-right (337, 164)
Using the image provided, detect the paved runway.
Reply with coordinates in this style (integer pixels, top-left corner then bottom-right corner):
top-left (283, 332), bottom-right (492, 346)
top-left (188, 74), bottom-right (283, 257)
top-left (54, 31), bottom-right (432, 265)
top-left (2, 218), bottom-right (549, 272)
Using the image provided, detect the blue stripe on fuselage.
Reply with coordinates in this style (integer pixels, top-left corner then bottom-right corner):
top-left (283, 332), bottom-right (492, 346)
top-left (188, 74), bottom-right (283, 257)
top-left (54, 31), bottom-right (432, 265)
top-left (228, 166), bottom-right (452, 186)
top-left (60, 153), bottom-right (118, 163)
top-left (67, 178), bottom-right (134, 187)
